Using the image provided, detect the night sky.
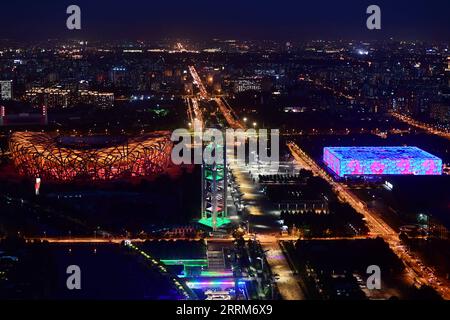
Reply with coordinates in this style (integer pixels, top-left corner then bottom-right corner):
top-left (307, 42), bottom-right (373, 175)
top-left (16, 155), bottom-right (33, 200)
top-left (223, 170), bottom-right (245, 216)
top-left (0, 0), bottom-right (449, 41)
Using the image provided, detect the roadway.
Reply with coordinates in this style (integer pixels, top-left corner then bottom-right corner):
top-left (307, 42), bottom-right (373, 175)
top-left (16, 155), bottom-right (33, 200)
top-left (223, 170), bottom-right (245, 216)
top-left (299, 77), bottom-right (355, 101)
top-left (186, 97), bottom-right (204, 126)
top-left (259, 239), bottom-right (305, 300)
top-left (182, 46), bottom-right (244, 130)
top-left (186, 98), bottom-right (195, 125)
top-left (391, 111), bottom-right (450, 141)
top-left (24, 234), bottom-right (372, 244)
top-left (228, 156), bottom-right (307, 300)
top-left (215, 97), bottom-right (245, 130)
top-left (190, 98), bottom-right (203, 124)
top-left (24, 236), bottom-right (227, 244)
top-left (188, 65), bottom-right (209, 100)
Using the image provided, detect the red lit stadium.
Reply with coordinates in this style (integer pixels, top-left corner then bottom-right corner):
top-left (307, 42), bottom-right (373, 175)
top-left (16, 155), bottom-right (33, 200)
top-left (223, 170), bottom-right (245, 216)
top-left (9, 131), bottom-right (173, 181)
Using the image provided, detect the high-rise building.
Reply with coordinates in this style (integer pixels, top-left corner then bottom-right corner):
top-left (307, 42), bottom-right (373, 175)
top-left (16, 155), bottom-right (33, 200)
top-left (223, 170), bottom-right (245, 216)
top-left (0, 80), bottom-right (13, 100)
top-left (110, 67), bottom-right (127, 85)
top-left (78, 90), bottom-right (114, 108)
top-left (25, 87), bottom-right (71, 108)
top-left (233, 77), bottom-right (262, 93)
top-left (42, 105), bottom-right (48, 125)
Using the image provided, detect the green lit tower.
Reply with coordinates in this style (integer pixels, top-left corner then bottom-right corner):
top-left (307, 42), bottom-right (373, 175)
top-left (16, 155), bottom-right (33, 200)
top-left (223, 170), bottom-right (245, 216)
top-left (199, 142), bottom-right (230, 230)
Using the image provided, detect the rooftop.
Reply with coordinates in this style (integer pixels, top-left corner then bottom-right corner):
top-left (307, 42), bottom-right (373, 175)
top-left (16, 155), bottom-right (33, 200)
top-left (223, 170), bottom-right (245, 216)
top-left (324, 146), bottom-right (441, 161)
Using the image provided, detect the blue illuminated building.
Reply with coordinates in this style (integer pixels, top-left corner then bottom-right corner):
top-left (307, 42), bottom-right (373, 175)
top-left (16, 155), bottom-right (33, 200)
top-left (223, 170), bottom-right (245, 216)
top-left (323, 147), bottom-right (443, 177)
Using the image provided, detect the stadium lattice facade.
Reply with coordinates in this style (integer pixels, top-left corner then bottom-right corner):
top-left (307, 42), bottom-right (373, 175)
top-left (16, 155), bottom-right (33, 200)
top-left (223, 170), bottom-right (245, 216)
top-left (9, 131), bottom-right (173, 181)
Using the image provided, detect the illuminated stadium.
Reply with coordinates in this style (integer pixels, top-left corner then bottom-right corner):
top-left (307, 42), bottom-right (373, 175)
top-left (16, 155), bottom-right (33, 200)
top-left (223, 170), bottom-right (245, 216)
top-left (9, 131), bottom-right (173, 181)
top-left (323, 146), bottom-right (443, 177)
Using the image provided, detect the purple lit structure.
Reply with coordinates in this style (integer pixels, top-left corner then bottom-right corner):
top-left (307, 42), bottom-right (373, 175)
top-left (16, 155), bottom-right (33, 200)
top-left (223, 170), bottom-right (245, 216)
top-left (323, 147), bottom-right (442, 177)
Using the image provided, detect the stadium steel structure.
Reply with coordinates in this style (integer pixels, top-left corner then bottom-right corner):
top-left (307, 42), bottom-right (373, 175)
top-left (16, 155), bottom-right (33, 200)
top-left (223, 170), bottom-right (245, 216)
top-left (9, 131), bottom-right (173, 181)
top-left (199, 143), bottom-right (230, 231)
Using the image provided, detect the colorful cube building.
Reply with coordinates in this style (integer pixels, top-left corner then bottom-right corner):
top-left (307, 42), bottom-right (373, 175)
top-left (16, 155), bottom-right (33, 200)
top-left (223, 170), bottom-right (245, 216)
top-left (323, 146), bottom-right (442, 177)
